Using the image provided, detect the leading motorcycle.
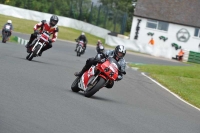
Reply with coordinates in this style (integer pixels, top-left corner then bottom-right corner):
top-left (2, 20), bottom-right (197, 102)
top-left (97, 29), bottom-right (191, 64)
top-left (26, 31), bottom-right (50, 61)
top-left (75, 39), bottom-right (85, 57)
top-left (71, 57), bottom-right (121, 97)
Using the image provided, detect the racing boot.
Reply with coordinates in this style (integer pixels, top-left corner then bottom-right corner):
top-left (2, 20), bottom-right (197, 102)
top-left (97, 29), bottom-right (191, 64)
top-left (25, 41), bottom-right (30, 48)
top-left (74, 66), bottom-right (88, 77)
top-left (38, 47), bottom-right (46, 56)
top-left (38, 50), bottom-right (43, 56)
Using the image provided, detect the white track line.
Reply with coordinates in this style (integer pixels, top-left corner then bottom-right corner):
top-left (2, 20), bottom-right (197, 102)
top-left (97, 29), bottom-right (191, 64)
top-left (141, 72), bottom-right (200, 112)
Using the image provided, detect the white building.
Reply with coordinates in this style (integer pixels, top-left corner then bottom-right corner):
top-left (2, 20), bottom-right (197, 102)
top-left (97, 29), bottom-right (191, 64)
top-left (129, 0), bottom-right (200, 59)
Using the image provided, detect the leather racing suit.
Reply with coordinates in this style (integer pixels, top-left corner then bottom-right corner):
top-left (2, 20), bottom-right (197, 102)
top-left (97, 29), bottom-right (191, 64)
top-left (26, 20), bottom-right (59, 53)
top-left (75, 50), bottom-right (126, 88)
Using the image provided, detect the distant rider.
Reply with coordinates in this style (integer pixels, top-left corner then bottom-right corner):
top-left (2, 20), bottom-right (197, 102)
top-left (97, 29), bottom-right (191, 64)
top-left (75, 32), bottom-right (88, 53)
top-left (2, 20), bottom-right (13, 40)
top-left (96, 40), bottom-right (104, 54)
top-left (25, 15), bottom-right (59, 56)
top-left (74, 45), bottom-right (126, 88)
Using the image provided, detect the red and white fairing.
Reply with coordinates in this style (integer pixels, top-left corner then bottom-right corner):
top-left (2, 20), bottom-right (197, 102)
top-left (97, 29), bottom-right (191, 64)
top-left (78, 66), bottom-right (96, 91)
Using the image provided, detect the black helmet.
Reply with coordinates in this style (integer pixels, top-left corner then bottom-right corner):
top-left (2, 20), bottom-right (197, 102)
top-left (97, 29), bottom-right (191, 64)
top-left (50, 15), bottom-right (59, 27)
top-left (114, 45), bottom-right (126, 59)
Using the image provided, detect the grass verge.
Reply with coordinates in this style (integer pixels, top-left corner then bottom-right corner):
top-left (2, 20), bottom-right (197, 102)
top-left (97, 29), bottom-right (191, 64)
top-left (0, 14), bottom-right (105, 46)
top-left (128, 63), bottom-right (200, 108)
top-left (0, 35), bottom-right (18, 43)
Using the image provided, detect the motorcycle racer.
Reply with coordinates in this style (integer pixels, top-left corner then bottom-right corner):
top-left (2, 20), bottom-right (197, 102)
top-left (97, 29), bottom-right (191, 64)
top-left (2, 20), bottom-right (13, 40)
top-left (25, 15), bottom-right (59, 56)
top-left (74, 45), bottom-right (126, 88)
top-left (75, 32), bottom-right (88, 53)
top-left (96, 40), bottom-right (105, 54)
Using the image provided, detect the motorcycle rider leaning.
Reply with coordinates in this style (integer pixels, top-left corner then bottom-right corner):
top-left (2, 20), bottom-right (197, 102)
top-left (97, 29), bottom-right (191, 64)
top-left (74, 45), bottom-right (126, 88)
top-left (96, 40), bottom-right (104, 54)
top-left (75, 32), bottom-right (88, 53)
top-left (2, 20), bottom-right (13, 40)
top-left (25, 15), bottom-right (59, 56)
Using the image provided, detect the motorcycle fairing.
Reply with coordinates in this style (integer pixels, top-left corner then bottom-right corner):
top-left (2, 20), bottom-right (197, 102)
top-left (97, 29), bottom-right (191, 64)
top-left (78, 66), bottom-right (96, 91)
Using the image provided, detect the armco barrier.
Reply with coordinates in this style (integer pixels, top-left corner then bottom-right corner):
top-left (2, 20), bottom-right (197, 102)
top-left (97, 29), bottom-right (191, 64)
top-left (188, 51), bottom-right (200, 64)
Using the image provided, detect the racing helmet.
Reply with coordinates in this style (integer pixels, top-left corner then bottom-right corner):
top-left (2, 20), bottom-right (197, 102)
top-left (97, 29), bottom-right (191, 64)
top-left (7, 20), bottom-right (12, 24)
top-left (114, 45), bottom-right (126, 59)
top-left (50, 15), bottom-right (59, 27)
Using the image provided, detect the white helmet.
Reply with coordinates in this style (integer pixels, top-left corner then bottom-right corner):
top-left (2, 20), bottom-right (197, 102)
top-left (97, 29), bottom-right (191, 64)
top-left (81, 32), bottom-right (85, 35)
top-left (7, 20), bottom-right (12, 24)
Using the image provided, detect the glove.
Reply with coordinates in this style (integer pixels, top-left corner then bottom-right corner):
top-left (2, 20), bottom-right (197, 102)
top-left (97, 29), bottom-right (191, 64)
top-left (34, 30), bottom-right (39, 35)
top-left (48, 39), bottom-right (52, 43)
top-left (116, 75), bottom-right (123, 81)
top-left (98, 58), bottom-right (105, 63)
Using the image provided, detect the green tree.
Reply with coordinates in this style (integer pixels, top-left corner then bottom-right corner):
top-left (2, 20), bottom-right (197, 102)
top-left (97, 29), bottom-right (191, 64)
top-left (99, 0), bottom-right (137, 32)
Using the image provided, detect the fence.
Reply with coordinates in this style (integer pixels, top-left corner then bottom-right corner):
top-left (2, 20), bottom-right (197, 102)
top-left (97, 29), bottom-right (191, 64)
top-left (69, 0), bottom-right (128, 34)
top-left (3, 0), bottom-right (128, 34)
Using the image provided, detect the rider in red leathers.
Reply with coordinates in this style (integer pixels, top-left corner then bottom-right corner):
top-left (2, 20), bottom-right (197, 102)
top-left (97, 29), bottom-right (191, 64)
top-left (25, 15), bottom-right (59, 56)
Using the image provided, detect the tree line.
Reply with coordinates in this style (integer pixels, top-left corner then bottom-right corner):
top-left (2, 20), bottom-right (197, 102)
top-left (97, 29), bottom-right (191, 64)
top-left (0, 0), bottom-right (136, 34)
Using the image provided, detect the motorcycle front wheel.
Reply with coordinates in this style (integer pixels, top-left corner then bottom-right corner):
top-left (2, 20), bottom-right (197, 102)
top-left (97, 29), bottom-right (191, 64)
top-left (71, 77), bottom-right (80, 92)
top-left (27, 45), bottom-right (41, 61)
top-left (2, 32), bottom-right (7, 43)
top-left (76, 47), bottom-right (81, 56)
top-left (84, 77), bottom-right (106, 97)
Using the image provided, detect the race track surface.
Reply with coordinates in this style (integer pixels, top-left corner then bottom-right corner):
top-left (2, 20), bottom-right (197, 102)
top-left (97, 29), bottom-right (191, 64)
top-left (0, 33), bottom-right (199, 133)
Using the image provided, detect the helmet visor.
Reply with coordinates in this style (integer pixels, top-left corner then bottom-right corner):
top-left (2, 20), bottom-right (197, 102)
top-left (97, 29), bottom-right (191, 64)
top-left (116, 52), bottom-right (124, 58)
top-left (51, 20), bottom-right (57, 25)
top-left (50, 20), bottom-right (57, 26)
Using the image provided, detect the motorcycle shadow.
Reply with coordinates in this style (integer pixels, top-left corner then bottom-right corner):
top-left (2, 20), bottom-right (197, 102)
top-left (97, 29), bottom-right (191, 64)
top-left (66, 89), bottom-right (118, 103)
top-left (16, 56), bottom-right (53, 65)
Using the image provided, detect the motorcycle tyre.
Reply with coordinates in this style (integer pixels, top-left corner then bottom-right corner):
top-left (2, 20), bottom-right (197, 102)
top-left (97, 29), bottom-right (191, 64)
top-left (28, 45), bottom-right (40, 61)
top-left (26, 53), bottom-right (31, 60)
top-left (71, 77), bottom-right (80, 92)
top-left (2, 33), bottom-right (7, 43)
top-left (84, 77), bottom-right (105, 98)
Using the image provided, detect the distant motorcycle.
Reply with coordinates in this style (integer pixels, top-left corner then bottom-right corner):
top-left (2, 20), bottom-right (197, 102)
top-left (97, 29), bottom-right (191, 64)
top-left (2, 25), bottom-right (11, 43)
top-left (71, 57), bottom-right (122, 97)
top-left (75, 39), bottom-right (85, 57)
top-left (26, 31), bottom-right (50, 61)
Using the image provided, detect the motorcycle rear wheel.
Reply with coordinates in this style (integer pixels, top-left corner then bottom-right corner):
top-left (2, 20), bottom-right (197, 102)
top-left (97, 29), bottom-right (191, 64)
top-left (84, 77), bottom-right (106, 97)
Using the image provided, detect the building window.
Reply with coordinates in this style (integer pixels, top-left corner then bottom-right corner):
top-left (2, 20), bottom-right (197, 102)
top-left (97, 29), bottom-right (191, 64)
top-left (146, 19), bottom-right (169, 31)
top-left (194, 28), bottom-right (200, 37)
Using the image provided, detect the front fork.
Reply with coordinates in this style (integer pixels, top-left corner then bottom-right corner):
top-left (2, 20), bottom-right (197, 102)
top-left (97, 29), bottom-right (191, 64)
top-left (90, 70), bottom-right (109, 87)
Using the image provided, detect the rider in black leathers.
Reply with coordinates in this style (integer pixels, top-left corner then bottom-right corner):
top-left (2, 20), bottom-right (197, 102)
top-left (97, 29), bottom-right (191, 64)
top-left (2, 20), bottom-right (13, 40)
top-left (96, 40), bottom-right (105, 54)
top-left (75, 32), bottom-right (88, 53)
top-left (74, 45), bottom-right (126, 88)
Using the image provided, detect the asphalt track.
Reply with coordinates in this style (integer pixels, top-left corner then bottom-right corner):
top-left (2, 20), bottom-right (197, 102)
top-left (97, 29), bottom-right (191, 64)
top-left (0, 32), bottom-right (199, 133)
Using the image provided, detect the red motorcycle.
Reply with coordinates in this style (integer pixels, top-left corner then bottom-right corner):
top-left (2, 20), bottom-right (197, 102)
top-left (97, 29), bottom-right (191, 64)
top-left (71, 57), bottom-right (121, 97)
top-left (26, 31), bottom-right (50, 61)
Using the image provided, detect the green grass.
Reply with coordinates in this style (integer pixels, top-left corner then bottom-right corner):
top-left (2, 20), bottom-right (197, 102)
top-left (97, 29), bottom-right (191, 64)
top-left (0, 14), bottom-right (105, 46)
top-left (129, 63), bottom-right (200, 108)
top-left (0, 35), bottom-right (18, 43)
